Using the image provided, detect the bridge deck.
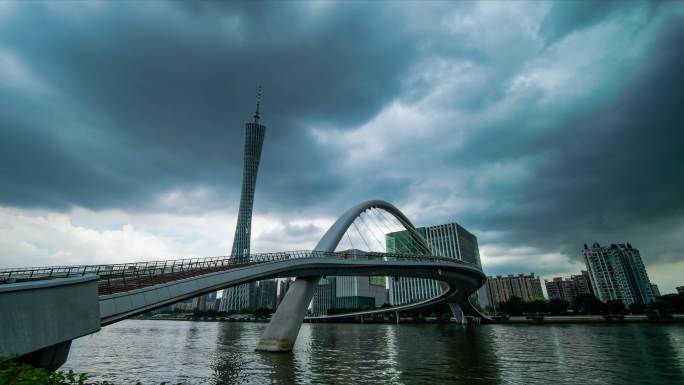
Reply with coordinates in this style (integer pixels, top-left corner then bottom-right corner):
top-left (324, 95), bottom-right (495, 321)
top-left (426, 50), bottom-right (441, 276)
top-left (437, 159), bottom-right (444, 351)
top-left (0, 250), bottom-right (476, 297)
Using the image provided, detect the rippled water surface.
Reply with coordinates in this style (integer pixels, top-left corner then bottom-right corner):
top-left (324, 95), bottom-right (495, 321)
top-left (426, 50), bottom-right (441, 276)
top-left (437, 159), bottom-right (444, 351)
top-left (63, 320), bottom-right (684, 384)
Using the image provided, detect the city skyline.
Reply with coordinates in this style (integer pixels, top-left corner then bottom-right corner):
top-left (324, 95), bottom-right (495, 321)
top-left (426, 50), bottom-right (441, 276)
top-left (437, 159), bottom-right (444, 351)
top-left (1, 1), bottom-right (683, 294)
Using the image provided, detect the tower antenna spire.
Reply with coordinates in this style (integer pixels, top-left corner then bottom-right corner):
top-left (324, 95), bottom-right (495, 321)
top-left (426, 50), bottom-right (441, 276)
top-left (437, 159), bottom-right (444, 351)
top-left (253, 85), bottom-right (262, 124)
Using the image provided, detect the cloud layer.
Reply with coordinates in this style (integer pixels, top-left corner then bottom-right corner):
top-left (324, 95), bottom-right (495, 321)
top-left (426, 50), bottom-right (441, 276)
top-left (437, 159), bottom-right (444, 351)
top-left (1, 1), bottom-right (683, 292)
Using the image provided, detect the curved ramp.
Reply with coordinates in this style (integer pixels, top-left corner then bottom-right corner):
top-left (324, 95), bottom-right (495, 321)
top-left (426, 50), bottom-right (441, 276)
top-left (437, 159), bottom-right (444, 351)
top-left (100, 254), bottom-right (485, 326)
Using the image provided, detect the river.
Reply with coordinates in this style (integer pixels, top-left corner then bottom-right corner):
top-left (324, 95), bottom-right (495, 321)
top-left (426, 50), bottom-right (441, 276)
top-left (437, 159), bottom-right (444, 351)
top-left (62, 320), bottom-right (684, 384)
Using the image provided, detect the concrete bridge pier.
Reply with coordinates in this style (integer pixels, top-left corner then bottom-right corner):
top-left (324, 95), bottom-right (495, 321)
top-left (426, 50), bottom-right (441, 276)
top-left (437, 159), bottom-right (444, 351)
top-left (256, 276), bottom-right (320, 352)
top-left (449, 303), bottom-right (466, 324)
top-left (19, 340), bottom-right (72, 372)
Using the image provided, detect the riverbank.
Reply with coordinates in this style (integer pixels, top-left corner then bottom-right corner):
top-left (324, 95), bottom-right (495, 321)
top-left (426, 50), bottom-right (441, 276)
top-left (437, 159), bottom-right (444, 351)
top-left (135, 313), bottom-right (684, 324)
top-left (491, 314), bottom-right (684, 324)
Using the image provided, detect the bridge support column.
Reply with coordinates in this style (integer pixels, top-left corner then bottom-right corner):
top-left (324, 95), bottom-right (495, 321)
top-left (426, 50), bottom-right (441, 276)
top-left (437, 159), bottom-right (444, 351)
top-left (256, 276), bottom-right (320, 352)
top-left (449, 303), bottom-right (466, 324)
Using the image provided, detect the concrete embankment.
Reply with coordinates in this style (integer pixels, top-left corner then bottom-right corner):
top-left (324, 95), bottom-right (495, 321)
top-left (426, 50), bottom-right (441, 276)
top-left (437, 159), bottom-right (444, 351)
top-left (137, 314), bottom-right (684, 325)
top-left (489, 314), bottom-right (684, 324)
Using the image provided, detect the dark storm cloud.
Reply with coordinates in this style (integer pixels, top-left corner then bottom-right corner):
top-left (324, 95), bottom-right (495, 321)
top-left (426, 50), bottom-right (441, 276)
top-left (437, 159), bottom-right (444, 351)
top-left (450, 18), bottom-right (684, 266)
top-left (1, 0), bottom-right (683, 279)
top-left (0, 2), bottom-right (420, 211)
top-left (539, 0), bottom-right (654, 44)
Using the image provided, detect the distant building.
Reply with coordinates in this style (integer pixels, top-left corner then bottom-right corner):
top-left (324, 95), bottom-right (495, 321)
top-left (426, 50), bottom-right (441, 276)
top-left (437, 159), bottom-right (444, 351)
top-left (583, 242), bottom-right (655, 305)
top-left (386, 222), bottom-right (485, 307)
top-left (192, 294), bottom-right (210, 311)
top-left (487, 273), bottom-right (544, 305)
top-left (311, 250), bottom-right (388, 315)
top-left (171, 298), bottom-right (194, 312)
top-left (650, 284), bottom-right (661, 298)
top-left (277, 278), bottom-right (294, 306)
top-left (312, 277), bottom-right (336, 316)
top-left (189, 291), bottom-right (217, 311)
top-left (219, 282), bottom-right (257, 312)
top-left (333, 275), bottom-right (387, 309)
top-left (255, 280), bottom-right (278, 310)
top-left (544, 271), bottom-right (593, 303)
top-left (677, 286), bottom-right (684, 295)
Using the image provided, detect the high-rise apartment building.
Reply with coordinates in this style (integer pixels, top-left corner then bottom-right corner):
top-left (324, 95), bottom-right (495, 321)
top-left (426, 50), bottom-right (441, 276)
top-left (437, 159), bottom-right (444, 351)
top-left (220, 89), bottom-right (266, 312)
top-left (650, 283), bottom-right (661, 297)
top-left (544, 271), bottom-right (593, 303)
top-left (486, 273), bottom-right (544, 305)
top-left (386, 223), bottom-right (483, 306)
top-left (583, 243), bottom-right (655, 305)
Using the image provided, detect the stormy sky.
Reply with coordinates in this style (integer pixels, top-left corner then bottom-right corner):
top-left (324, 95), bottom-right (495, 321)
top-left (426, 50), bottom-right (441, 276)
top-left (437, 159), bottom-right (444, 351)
top-left (1, 1), bottom-right (683, 293)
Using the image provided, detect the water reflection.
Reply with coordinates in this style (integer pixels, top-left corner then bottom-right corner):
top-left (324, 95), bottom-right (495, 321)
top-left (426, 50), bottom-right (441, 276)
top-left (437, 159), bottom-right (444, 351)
top-left (390, 325), bottom-right (501, 385)
top-left (63, 320), bottom-right (684, 385)
top-left (212, 322), bottom-right (253, 384)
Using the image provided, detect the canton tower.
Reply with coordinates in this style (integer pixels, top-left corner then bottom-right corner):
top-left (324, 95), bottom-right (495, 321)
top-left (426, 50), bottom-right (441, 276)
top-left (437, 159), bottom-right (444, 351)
top-left (231, 86), bottom-right (266, 259)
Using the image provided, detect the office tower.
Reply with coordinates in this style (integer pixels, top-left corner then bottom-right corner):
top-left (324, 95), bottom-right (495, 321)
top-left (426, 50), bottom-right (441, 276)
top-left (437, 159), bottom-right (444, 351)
top-left (311, 250), bottom-right (390, 315)
top-left (255, 280), bottom-right (278, 310)
top-left (312, 277), bottom-right (336, 316)
top-left (333, 275), bottom-right (388, 309)
top-left (171, 298), bottom-right (195, 312)
top-left (544, 270), bottom-right (593, 303)
top-left (220, 282), bottom-right (257, 312)
top-left (583, 243), bottom-right (655, 305)
top-left (386, 223), bottom-right (483, 306)
top-left (192, 294), bottom-right (209, 311)
top-left (277, 278), bottom-right (294, 306)
top-left (221, 88), bottom-right (266, 312)
top-left (486, 273), bottom-right (544, 305)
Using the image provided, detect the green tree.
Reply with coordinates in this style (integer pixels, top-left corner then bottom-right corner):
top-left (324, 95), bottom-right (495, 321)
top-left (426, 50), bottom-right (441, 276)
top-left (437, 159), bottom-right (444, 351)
top-left (628, 302), bottom-right (647, 314)
top-left (499, 296), bottom-right (524, 316)
top-left (548, 299), bottom-right (569, 315)
top-left (252, 307), bottom-right (273, 319)
top-left (523, 298), bottom-right (549, 314)
top-left (606, 299), bottom-right (625, 315)
top-left (573, 294), bottom-right (607, 315)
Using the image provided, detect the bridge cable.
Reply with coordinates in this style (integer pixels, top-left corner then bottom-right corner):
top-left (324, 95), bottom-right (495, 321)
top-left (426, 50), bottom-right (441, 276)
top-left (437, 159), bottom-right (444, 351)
top-left (375, 209), bottom-right (426, 256)
top-left (373, 208), bottom-right (419, 254)
top-left (366, 208), bottom-right (413, 254)
top-left (358, 211), bottom-right (389, 252)
top-left (365, 210), bottom-right (406, 254)
top-left (345, 229), bottom-right (356, 252)
top-left (371, 209), bottom-right (420, 254)
top-left (356, 214), bottom-right (384, 252)
top-left (368, 208), bottom-right (409, 252)
top-left (366, 209), bottom-right (387, 252)
top-left (351, 221), bottom-right (373, 252)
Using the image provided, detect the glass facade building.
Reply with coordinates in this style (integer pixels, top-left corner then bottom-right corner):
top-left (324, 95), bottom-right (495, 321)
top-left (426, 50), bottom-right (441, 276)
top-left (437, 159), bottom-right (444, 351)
top-left (386, 223), bottom-right (484, 306)
top-left (310, 250), bottom-right (388, 316)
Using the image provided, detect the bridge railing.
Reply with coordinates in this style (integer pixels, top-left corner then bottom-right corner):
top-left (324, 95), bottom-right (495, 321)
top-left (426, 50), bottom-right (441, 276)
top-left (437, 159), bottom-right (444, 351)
top-left (0, 250), bottom-right (476, 295)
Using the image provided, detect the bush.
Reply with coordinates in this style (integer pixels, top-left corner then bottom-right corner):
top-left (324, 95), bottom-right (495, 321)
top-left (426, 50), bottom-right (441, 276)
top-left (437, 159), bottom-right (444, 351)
top-left (0, 358), bottom-right (104, 385)
top-left (0, 357), bottom-right (179, 385)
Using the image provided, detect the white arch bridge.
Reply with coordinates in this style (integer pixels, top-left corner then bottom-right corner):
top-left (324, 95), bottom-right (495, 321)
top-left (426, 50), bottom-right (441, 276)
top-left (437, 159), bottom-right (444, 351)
top-left (0, 200), bottom-right (487, 370)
